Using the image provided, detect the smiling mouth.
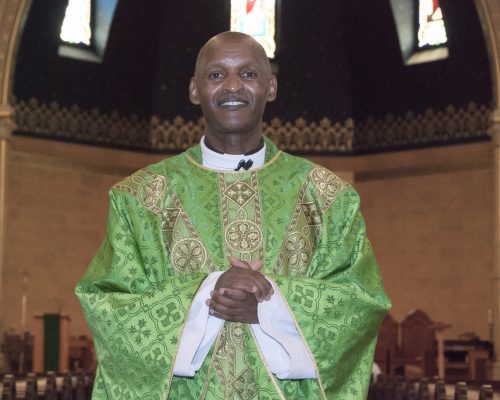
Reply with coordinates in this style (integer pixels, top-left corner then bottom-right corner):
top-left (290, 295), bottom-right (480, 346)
top-left (218, 98), bottom-right (249, 108)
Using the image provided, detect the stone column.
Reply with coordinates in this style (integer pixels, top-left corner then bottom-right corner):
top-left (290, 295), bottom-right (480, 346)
top-left (492, 110), bottom-right (500, 379)
top-left (0, 0), bottom-right (31, 370)
top-left (475, 0), bottom-right (500, 379)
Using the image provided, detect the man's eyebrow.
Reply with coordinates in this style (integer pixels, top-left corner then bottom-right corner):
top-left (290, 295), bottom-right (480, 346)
top-left (200, 62), bottom-right (229, 72)
top-left (203, 61), bottom-right (263, 69)
top-left (241, 63), bottom-right (261, 70)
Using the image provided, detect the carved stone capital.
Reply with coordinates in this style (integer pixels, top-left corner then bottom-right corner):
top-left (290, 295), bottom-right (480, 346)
top-left (0, 104), bottom-right (15, 138)
top-left (490, 110), bottom-right (500, 146)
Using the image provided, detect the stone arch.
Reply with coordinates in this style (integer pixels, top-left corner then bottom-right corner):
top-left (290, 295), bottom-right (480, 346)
top-left (474, 0), bottom-right (500, 378)
top-left (0, 0), bottom-right (31, 137)
top-left (0, 0), bottom-right (31, 353)
top-left (475, 0), bottom-right (500, 112)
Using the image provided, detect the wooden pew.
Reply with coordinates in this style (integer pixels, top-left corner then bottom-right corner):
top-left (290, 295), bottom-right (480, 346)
top-left (375, 314), bottom-right (400, 374)
top-left (377, 309), bottom-right (450, 378)
top-left (1, 374), bottom-right (16, 400)
top-left (61, 372), bottom-right (73, 400)
top-left (479, 384), bottom-right (493, 400)
top-left (400, 309), bottom-right (437, 377)
top-left (44, 371), bottom-right (57, 400)
top-left (454, 381), bottom-right (468, 400)
top-left (434, 379), bottom-right (447, 400)
top-left (75, 371), bottom-right (87, 400)
top-left (419, 378), bottom-right (430, 400)
top-left (1, 371), bottom-right (96, 400)
top-left (24, 372), bottom-right (38, 400)
top-left (369, 376), bottom-right (497, 400)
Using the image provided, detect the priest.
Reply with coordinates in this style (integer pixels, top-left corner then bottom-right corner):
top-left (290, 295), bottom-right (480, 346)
top-left (76, 31), bottom-right (391, 399)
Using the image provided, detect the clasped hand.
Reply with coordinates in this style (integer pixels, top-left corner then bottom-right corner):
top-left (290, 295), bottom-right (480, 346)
top-left (206, 257), bottom-right (273, 324)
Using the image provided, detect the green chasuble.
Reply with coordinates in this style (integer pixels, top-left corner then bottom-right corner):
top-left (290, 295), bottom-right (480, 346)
top-left (76, 138), bottom-right (391, 400)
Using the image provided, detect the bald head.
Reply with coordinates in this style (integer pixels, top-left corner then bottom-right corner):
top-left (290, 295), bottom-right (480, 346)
top-left (188, 31), bottom-right (277, 154)
top-left (195, 31), bottom-right (271, 78)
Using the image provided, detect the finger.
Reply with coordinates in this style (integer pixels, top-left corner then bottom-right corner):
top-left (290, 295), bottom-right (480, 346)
top-left (259, 276), bottom-right (274, 300)
top-left (209, 298), bottom-right (254, 316)
top-left (212, 291), bottom-right (257, 313)
top-left (209, 308), bottom-right (258, 324)
top-left (209, 299), bottom-right (253, 317)
top-left (228, 257), bottom-right (251, 269)
top-left (211, 292), bottom-right (251, 309)
top-left (230, 278), bottom-right (269, 302)
top-left (208, 308), bottom-right (227, 321)
top-left (217, 288), bottom-right (250, 301)
top-left (248, 260), bottom-right (263, 271)
top-left (244, 273), bottom-right (274, 302)
top-left (230, 280), bottom-right (261, 298)
top-left (215, 267), bottom-right (273, 300)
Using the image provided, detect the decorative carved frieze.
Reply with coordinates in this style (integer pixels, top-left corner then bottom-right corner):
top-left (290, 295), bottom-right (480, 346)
top-left (355, 103), bottom-right (491, 152)
top-left (149, 116), bottom-right (204, 151)
top-left (13, 98), bottom-right (491, 153)
top-left (264, 117), bottom-right (354, 153)
top-left (15, 98), bottom-right (151, 148)
top-left (149, 115), bottom-right (355, 153)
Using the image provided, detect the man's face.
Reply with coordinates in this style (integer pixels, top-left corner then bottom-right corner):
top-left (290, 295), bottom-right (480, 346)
top-left (189, 37), bottom-right (277, 137)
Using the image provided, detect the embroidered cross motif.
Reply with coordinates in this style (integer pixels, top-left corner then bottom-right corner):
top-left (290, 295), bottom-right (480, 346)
top-left (316, 327), bottom-right (337, 351)
top-left (232, 369), bottom-right (258, 399)
top-left (138, 175), bottom-right (166, 211)
top-left (155, 302), bottom-right (181, 327)
top-left (224, 181), bottom-right (256, 206)
top-left (225, 220), bottom-right (262, 253)
top-left (171, 238), bottom-right (207, 272)
top-left (311, 167), bottom-right (343, 198)
top-left (293, 286), bottom-right (316, 308)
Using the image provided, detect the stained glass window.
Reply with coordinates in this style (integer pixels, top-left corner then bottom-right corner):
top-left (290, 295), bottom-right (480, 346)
top-left (231, 0), bottom-right (276, 58)
top-left (60, 0), bottom-right (92, 46)
top-left (418, 0), bottom-right (447, 48)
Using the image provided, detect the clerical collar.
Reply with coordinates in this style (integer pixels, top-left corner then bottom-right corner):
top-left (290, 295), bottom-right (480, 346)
top-left (200, 135), bottom-right (266, 171)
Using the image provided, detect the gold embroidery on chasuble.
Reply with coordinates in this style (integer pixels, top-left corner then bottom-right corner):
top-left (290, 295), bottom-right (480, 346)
top-left (220, 172), bottom-right (264, 262)
top-left (113, 169), bottom-right (217, 274)
top-left (213, 172), bottom-right (264, 400)
top-left (275, 166), bottom-right (349, 276)
top-left (162, 184), bottom-right (217, 274)
top-left (113, 169), bottom-right (166, 215)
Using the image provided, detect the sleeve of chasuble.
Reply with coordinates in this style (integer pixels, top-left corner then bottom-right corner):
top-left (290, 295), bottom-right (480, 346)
top-left (268, 186), bottom-right (391, 400)
top-left (75, 189), bottom-right (207, 400)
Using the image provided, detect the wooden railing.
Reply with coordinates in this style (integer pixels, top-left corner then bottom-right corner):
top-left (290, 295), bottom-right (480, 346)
top-left (1, 371), bottom-right (94, 400)
top-left (368, 376), bottom-right (495, 400)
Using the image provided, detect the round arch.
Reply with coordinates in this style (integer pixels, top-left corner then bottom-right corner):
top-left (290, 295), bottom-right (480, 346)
top-left (474, 0), bottom-right (500, 379)
top-left (0, 0), bottom-right (31, 137)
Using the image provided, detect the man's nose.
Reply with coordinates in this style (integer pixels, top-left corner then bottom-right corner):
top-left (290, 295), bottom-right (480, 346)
top-left (223, 74), bottom-right (244, 92)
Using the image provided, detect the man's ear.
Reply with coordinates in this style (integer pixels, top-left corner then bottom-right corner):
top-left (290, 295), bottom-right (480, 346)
top-left (189, 78), bottom-right (200, 105)
top-left (266, 74), bottom-right (278, 102)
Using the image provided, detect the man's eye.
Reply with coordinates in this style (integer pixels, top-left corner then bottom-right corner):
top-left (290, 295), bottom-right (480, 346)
top-left (208, 72), bottom-right (223, 79)
top-left (242, 71), bottom-right (257, 79)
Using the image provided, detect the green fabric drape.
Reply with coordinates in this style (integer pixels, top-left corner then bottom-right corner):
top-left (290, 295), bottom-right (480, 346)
top-left (43, 314), bottom-right (60, 372)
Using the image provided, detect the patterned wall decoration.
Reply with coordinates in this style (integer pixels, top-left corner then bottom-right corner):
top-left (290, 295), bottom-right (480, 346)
top-left (354, 102), bottom-right (492, 152)
top-left (13, 98), bottom-right (491, 154)
top-left (150, 115), bottom-right (355, 153)
top-left (15, 98), bottom-right (151, 149)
